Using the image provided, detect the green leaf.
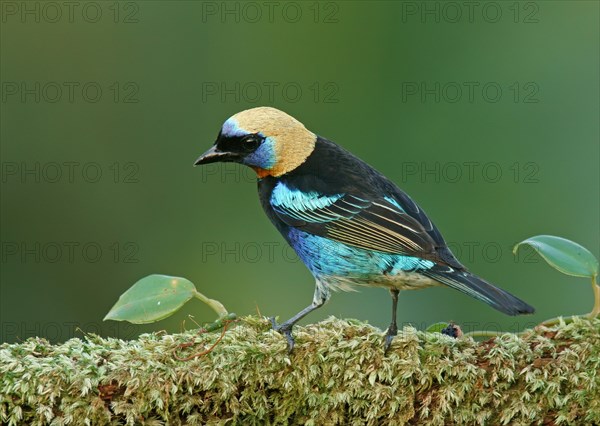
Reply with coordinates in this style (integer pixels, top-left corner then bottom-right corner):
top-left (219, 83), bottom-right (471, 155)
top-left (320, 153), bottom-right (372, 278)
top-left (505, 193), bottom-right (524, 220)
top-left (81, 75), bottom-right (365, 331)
top-left (426, 322), bottom-right (449, 333)
top-left (513, 235), bottom-right (599, 279)
top-left (104, 274), bottom-right (196, 324)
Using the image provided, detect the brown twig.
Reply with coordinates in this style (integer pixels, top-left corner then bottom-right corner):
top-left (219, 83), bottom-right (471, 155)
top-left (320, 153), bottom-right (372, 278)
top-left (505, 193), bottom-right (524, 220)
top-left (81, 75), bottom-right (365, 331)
top-left (173, 319), bottom-right (236, 361)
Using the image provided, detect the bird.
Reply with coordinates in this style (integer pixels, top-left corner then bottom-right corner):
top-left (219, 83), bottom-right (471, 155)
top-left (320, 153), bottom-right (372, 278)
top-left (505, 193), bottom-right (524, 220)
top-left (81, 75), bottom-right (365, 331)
top-left (194, 107), bottom-right (534, 352)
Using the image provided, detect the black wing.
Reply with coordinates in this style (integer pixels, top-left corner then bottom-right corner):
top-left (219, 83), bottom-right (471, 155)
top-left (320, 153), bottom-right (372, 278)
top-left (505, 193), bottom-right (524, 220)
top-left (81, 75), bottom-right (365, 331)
top-left (263, 136), bottom-right (464, 268)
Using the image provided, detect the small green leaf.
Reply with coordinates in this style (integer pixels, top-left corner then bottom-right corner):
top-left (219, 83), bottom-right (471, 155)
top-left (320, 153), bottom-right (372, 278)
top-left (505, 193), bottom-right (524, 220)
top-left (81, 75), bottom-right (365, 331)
top-left (104, 274), bottom-right (196, 324)
top-left (426, 322), bottom-right (449, 333)
top-left (513, 235), bottom-right (599, 279)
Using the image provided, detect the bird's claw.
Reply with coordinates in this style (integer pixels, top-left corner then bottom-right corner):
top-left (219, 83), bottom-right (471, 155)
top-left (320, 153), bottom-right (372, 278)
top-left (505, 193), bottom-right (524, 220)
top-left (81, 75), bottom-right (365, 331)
top-left (384, 334), bottom-right (394, 353)
top-left (269, 317), bottom-right (295, 353)
top-left (384, 324), bottom-right (398, 353)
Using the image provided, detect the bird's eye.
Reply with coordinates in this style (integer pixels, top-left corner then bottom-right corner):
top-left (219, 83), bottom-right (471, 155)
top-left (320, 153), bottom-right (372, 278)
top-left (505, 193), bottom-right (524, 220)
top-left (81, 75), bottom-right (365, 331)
top-left (241, 134), bottom-right (262, 152)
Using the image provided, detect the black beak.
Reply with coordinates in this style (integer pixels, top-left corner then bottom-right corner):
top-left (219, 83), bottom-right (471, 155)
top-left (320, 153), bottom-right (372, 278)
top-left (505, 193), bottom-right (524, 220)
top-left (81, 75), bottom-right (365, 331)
top-left (193, 145), bottom-right (238, 166)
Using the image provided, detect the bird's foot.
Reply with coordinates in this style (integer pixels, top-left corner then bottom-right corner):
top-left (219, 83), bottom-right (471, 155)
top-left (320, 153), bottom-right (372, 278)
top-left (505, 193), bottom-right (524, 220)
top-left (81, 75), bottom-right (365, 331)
top-left (384, 324), bottom-right (398, 353)
top-left (269, 317), bottom-right (295, 353)
top-left (441, 323), bottom-right (462, 339)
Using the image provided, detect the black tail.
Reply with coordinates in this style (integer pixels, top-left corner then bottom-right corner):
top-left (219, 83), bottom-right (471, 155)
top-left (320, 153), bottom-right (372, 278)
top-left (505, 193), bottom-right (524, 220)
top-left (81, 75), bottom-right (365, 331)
top-left (422, 265), bottom-right (535, 315)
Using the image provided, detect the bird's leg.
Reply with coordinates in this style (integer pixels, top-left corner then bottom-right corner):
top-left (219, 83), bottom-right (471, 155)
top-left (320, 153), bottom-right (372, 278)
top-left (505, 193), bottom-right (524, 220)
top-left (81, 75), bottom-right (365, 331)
top-left (384, 289), bottom-right (400, 352)
top-left (270, 303), bottom-right (322, 352)
top-left (270, 281), bottom-right (329, 353)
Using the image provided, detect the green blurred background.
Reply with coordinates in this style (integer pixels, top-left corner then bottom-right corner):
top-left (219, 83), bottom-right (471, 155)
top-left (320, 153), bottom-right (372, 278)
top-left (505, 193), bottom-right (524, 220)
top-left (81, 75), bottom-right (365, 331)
top-left (1, 1), bottom-right (598, 343)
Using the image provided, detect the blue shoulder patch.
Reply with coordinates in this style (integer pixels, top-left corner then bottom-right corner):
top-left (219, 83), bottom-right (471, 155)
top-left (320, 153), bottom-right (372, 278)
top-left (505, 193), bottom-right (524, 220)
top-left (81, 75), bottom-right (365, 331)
top-left (271, 182), bottom-right (344, 218)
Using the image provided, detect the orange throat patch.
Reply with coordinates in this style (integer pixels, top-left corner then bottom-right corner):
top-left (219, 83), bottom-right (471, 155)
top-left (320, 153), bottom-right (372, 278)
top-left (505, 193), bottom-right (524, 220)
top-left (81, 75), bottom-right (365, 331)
top-left (252, 167), bottom-right (272, 178)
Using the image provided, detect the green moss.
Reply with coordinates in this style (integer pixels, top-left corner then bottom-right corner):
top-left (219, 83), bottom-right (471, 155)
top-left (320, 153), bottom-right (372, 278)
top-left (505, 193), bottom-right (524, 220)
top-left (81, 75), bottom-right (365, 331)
top-left (1, 316), bottom-right (599, 425)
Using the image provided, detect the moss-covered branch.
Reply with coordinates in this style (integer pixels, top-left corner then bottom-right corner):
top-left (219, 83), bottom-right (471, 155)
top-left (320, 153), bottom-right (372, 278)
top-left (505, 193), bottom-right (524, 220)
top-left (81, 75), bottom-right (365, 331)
top-left (1, 316), bottom-right (599, 425)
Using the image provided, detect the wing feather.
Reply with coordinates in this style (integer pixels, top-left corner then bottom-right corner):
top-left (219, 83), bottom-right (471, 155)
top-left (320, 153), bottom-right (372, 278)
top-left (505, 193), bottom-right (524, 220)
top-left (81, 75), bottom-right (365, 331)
top-left (270, 183), bottom-right (439, 258)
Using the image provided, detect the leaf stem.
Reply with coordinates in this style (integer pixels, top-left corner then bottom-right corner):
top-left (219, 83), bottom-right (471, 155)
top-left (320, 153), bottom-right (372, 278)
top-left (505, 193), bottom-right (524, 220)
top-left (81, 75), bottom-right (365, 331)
top-left (193, 289), bottom-right (229, 318)
top-left (590, 275), bottom-right (600, 318)
top-left (203, 313), bottom-right (237, 332)
top-left (464, 314), bottom-right (597, 339)
top-left (463, 330), bottom-right (512, 338)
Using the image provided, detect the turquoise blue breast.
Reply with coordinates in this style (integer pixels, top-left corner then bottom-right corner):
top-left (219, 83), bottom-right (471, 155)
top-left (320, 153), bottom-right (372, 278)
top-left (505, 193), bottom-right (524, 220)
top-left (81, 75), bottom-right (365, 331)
top-left (287, 228), bottom-right (434, 280)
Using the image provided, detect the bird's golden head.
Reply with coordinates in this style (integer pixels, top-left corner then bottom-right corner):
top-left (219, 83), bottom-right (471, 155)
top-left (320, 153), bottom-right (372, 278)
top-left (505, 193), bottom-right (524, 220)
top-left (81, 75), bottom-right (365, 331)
top-left (194, 107), bottom-right (316, 178)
